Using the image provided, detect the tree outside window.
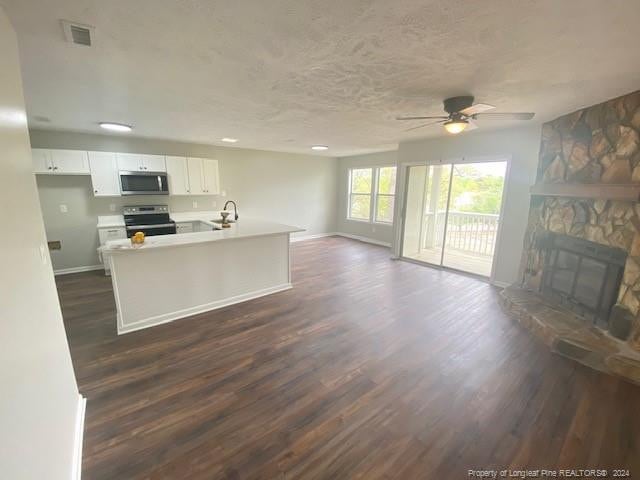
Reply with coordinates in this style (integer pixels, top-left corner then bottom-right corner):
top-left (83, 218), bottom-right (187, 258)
top-left (348, 168), bottom-right (372, 220)
top-left (375, 166), bottom-right (396, 223)
top-left (348, 166), bottom-right (396, 223)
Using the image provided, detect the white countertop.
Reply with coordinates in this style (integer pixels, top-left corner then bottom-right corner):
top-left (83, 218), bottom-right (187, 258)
top-left (97, 211), bottom-right (223, 229)
top-left (102, 218), bottom-right (303, 253)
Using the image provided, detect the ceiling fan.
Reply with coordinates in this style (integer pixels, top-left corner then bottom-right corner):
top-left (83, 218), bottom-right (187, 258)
top-left (396, 96), bottom-right (535, 134)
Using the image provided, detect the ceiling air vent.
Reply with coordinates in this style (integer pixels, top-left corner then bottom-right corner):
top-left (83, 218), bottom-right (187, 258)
top-left (61, 20), bottom-right (94, 46)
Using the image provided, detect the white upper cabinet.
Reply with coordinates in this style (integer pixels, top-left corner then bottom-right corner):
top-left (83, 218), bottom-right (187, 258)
top-left (32, 148), bottom-right (89, 174)
top-left (32, 149), bottom-right (52, 173)
top-left (31, 148), bottom-right (218, 197)
top-left (186, 157), bottom-right (205, 195)
top-left (141, 154), bottom-right (166, 172)
top-left (116, 153), bottom-right (166, 172)
top-left (88, 152), bottom-right (120, 196)
top-left (116, 153), bottom-right (141, 171)
top-left (202, 159), bottom-right (220, 195)
top-left (50, 150), bottom-right (90, 174)
top-left (186, 157), bottom-right (219, 195)
top-left (166, 156), bottom-right (190, 195)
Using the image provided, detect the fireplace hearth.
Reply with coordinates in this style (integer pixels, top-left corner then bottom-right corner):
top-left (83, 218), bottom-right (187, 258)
top-left (538, 232), bottom-right (626, 328)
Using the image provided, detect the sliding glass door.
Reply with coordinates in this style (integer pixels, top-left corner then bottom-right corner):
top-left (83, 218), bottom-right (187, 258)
top-left (401, 160), bottom-right (507, 277)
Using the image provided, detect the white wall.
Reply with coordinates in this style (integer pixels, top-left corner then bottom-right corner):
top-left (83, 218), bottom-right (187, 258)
top-left (0, 7), bottom-right (81, 480)
top-left (336, 150), bottom-right (397, 245)
top-left (396, 125), bottom-right (542, 285)
top-left (30, 129), bottom-right (338, 271)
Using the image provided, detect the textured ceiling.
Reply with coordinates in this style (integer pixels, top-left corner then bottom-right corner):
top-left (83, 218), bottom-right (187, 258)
top-left (3, 0), bottom-right (640, 156)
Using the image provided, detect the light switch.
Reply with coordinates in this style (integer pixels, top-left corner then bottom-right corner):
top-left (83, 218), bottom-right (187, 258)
top-left (59, 204), bottom-right (68, 213)
top-left (39, 244), bottom-right (48, 265)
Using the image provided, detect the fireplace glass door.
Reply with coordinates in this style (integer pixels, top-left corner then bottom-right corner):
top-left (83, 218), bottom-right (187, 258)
top-left (541, 233), bottom-right (626, 327)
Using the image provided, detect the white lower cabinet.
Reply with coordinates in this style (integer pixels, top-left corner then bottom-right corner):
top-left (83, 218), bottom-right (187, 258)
top-left (89, 152), bottom-right (120, 196)
top-left (176, 222), bottom-right (194, 234)
top-left (98, 226), bottom-right (127, 275)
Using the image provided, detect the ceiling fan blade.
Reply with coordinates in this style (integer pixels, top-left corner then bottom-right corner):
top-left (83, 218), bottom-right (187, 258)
top-left (459, 103), bottom-right (495, 116)
top-left (474, 112), bottom-right (535, 120)
top-left (396, 115), bottom-right (449, 121)
top-left (404, 119), bottom-right (446, 132)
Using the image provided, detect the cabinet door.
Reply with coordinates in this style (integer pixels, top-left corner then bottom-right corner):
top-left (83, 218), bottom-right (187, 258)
top-left (51, 149), bottom-right (90, 174)
top-left (89, 152), bottom-right (121, 196)
top-left (32, 149), bottom-right (52, 174)
top-left (201, 159), bottom-right (220, 195)
top-left (166, 156), bottom-right (190, 195)
top-left (176, 222), bottom-right (194, 234)
top-left (141, 154), bottom-right (166, 172)
top-left (98, 227), bottom-right (127, 245)
top-left (186, 157), bottom-right (205, 195)
top-left (116, 153), bottom-right (143, 171)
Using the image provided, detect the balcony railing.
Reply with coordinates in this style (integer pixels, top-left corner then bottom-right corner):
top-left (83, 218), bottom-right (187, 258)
top-left (422, 211), bottom-right (499, 256)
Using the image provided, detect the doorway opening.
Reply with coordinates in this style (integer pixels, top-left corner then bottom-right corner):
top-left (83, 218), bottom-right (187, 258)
top-left (401, 159), bottom-right (508, 277)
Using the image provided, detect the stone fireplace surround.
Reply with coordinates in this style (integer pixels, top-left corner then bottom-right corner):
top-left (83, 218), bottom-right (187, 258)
top-left (500, 90), bottom-right (640, 385)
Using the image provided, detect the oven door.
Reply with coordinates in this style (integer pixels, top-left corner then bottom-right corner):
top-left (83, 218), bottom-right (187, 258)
top-left (120, 171), bottom-right (169, 195)
top-left (126, 223), bottom-right (177, 238)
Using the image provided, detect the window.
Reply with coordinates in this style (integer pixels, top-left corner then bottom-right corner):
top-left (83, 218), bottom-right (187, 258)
top-left (375, 166), bottom-right (396, 223)
top-left (348, 168), bottom-right (373, 220)
top-left (348, 166), bottom-right (396, 223)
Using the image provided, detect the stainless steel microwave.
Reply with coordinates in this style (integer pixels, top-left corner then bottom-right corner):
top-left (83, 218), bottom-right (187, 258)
top-left (119, 171), bottom-right (169, 195)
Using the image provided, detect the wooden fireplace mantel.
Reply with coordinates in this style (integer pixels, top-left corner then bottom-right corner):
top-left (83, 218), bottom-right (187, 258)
top-left (530, 183), bottom-right (640, 202)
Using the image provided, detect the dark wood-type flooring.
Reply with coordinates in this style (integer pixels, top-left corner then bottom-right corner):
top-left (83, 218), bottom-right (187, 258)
top-left (57, 237), bottom-right (640, 479)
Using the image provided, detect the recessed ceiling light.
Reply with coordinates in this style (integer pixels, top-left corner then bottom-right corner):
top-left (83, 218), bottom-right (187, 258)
top-left (311, 145), bottom-right (329, 151)
top-left (221, 138), bottom-right (238, 143)
top-left (99, 122), bottom-right (132, 132)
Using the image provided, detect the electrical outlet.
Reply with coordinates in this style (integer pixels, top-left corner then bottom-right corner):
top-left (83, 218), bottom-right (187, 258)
top-left (192, 201), bottom-right (198, 209)
top-left (372, 226), bottom-right (376, 233)
top-left (109, 203), bottom-right (116, 212)
top-left (59, 204), bottom-right (68, 213)
top-left (212, 200), bottom-right (217, 208)
top-left (221, 190), bottom-right (227, 197)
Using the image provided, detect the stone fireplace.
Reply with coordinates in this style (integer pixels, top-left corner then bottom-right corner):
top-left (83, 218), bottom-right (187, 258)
top-left (500, 90), bottom-right (640, 384)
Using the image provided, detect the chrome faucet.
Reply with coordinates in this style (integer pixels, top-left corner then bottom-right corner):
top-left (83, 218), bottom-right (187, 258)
top-left (223, 200), bottom-right (239, 221)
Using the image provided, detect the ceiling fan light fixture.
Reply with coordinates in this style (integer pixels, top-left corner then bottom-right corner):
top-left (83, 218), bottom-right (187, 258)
top-left (443, 119), bottom-right (468, 134)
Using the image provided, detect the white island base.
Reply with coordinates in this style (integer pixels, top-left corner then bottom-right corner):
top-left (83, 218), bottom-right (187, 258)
top-left (106, 220), bottom-right (302, 334)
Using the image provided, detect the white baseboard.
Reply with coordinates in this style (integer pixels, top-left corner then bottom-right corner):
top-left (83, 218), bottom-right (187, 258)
top-left (335, 232), bottom-right (391, 247)
top-left (72, 394), bottom-right (86, 480)
top-left (118, 283), bottom-right (292, 335)
top-left (290, 232), bottom-right (337, 242)
top-left (491, 280), bottom-right (510, 288)
top-left (54, 265), bottom-right (103, 276)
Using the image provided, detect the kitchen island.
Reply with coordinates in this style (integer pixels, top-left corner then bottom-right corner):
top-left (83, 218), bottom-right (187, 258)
top-left (102, 219), bottom-right (303, 334)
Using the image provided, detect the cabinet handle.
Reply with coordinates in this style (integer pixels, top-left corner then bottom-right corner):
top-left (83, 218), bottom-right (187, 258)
top-left (107, 229), bottom-right (119, 233)
top-left (47, 166), bottom-right (53, 170)
top-left (94, 190), bottom-right (98, 193)
top-left (53, 166), bottom-right (58, 170)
